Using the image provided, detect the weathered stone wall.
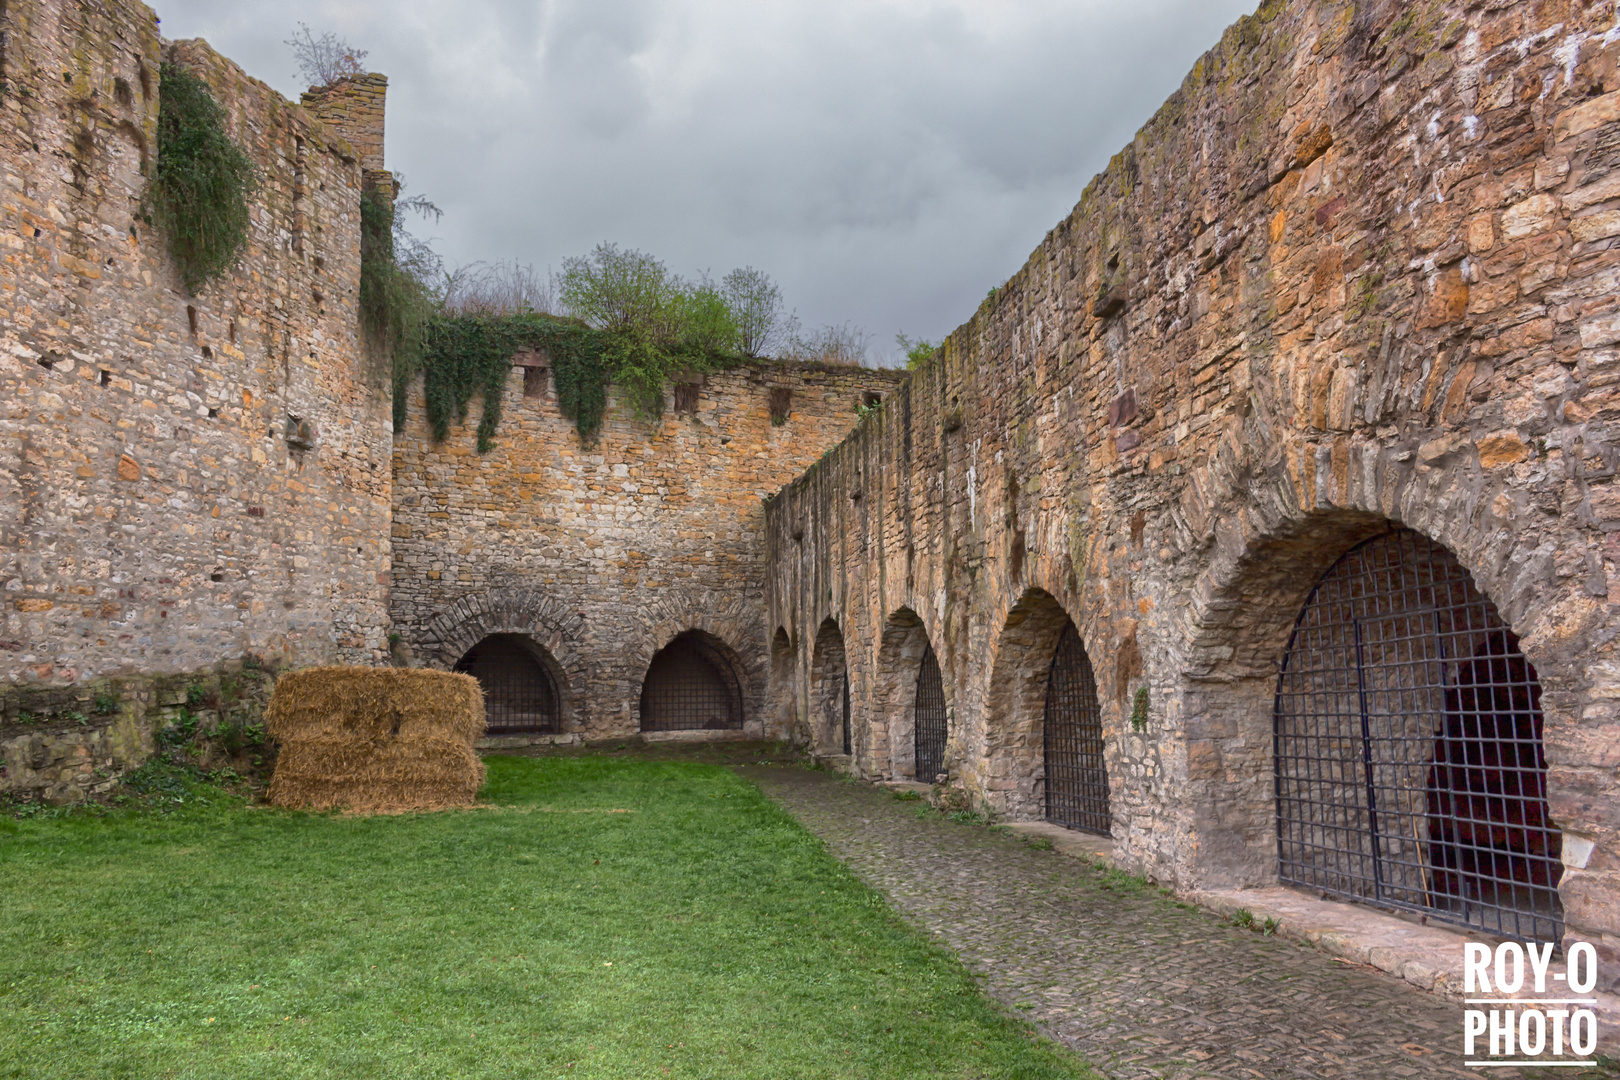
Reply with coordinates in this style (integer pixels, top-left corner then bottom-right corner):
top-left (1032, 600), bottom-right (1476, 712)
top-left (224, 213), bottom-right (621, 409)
top-left (765, 0), bottom-right (1620, 977)
top-left (0, 0), bottom-right (394, 791)
top-left (390, 360), bottom-right (904, 739)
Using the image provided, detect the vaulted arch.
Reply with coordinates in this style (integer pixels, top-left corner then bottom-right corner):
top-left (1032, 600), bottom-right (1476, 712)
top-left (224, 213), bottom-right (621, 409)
top-left (639, 630), bottom-right (748, 733)
top-left (872, 607), bottom-right (947, 781)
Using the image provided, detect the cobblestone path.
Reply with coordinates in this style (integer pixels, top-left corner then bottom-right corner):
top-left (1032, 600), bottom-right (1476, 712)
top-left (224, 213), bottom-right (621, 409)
top-left (742, 765), bottom-right (1615, 1080)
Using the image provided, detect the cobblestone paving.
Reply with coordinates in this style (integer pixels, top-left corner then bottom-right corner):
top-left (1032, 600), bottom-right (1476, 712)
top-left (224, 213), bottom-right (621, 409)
top-left (742, 765), bottom-right (1617, 1080)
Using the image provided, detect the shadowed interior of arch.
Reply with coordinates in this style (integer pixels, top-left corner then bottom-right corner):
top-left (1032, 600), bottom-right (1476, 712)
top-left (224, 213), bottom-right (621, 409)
top-left (640, 630), bottom-right (745, 732)
top-left (1273, 525), bottom-right (1564, 944)
top-left (982, 589), bottom-right (1109, 829)
top-left (873, 608), bottom-right (942, 781)
top-left (811, 618), bottom-right (851, 756)
top-left (453, 633), bottom-right (563, 735)
top-left (1043, 623), bottom-right (1109, 835)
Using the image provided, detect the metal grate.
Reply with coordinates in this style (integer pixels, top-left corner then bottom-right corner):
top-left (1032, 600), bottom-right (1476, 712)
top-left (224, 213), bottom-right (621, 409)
top-left (640, 632), bottom-right (743, 732)
top-left (1274, 528), bottom-right (1563, 944)
top-left (913, 644), bottom-right (947, 782)
top-left (453, 635), bottom-right (561, 734)
top-left (1044, 623), bottom-right (1111, 835)
top-left (841, 670), bottom-right (852, 755)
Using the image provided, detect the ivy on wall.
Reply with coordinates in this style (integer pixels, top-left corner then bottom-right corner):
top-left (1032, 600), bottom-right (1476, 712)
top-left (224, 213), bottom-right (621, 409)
top-left (409, 315), bottom-right (733, 451)
top-left (143, 63), bottom-right (260, 294)
top-left (359, 188), bottom-right (437, 426)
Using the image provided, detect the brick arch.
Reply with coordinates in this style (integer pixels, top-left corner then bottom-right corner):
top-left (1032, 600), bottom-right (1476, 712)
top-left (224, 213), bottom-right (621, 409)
top-left (624, 588), bottom-right (766, 732)
top-left (639, 629), bottom-right (750, 733)
top-left (978, 587), bottom-right (1101, 822)
top-left (417, 587), bottom-right (590, 732)
top-left (871, 606), bottom-right (948, 781)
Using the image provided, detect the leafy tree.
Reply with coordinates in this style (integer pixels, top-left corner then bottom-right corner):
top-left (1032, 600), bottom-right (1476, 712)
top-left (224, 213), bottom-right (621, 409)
top-left (557, 243), bottom-right (685, 342)
top-left (678, 273), bottom-right (742, 355)
top-left (896, 333), bottom-right (940, 370)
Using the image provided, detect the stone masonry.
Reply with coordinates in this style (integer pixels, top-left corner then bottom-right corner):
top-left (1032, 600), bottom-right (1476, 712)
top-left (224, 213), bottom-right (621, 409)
top-left (390, 360), bottom-right (903, 739)
top-left (10, 0), bottom-right (1620, 1033)
top-left (0, 0), bottom-right (393, 792)
top-left (764, 0), bottom-right (1620, 993)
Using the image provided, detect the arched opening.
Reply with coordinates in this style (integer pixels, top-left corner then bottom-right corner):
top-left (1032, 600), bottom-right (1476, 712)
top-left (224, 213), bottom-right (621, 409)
top-left (1043, 624), bottom-right (1109, 835)
top-left (453, 634), bottom-right (563, 734)
top-left (1274, 527), bottom-right (1563, 943)
top-left (811, 618), bottom-right (851, 756)
top-left (982, 588), bottom-right (1107, 822)
top-left (914, 644), bottom-right (946, 783)
top-left (769, 627), bottom-right (796, 739)
top-left (872, 608), bottom-right (944, 780)
top-left (640, 630), bottom-right (745, 732)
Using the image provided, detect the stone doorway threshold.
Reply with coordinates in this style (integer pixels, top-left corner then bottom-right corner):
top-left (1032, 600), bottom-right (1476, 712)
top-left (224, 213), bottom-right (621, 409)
top-left (1000, 819), bottom-right (1115, 859)
top-left (994, 816), bottom-right (1620, 1038)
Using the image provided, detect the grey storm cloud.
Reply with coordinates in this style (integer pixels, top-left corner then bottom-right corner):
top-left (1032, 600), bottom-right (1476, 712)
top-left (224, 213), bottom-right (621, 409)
top-left (152, 0), bottom-right (1258, 363)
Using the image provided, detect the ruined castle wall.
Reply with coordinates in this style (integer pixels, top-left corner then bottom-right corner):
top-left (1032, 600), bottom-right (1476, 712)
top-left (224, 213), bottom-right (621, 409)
top-left (389, 360), bottom-right (904, 739)
top-left (766, 0), bottom-right (1620, 973)
top-left (0, 0), bottom-right (394, 791)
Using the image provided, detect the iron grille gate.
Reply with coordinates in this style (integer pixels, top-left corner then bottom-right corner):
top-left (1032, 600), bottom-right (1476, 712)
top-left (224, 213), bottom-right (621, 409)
top-left (1044, 624), bottom-right (1111, 835)
top-left (914, 644), bottom-right (947, 782)
top-left (640, 633), bottom-right (743, 732)
top-left (1274, 529), bottom-right (1563, 944)
top-left (841, 670), bottom-right (852, 755)
top-left (454, 635), bottom-right (561, 734)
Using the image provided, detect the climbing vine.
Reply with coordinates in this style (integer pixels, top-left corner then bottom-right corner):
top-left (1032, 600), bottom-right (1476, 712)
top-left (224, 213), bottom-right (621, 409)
top-left (360, 188), bottom-right (436, 427)
top-left (143, 62), bottom-right (260, 294)
top-left (411, 315), bottom-right (732, 451)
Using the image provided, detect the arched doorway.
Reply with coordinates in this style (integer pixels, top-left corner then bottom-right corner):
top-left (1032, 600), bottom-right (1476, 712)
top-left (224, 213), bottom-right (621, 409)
top-left (811, 618), bottom-right (851, 756)
top-left (1043, 623), bottom-right (1109, 835)
top-left (1273, 527), bottom-right (1563, 943)
top-left (453, 634), bottom-right (562, 734)
top-left (640, 631), bottom-right (744, 732)
top-left (913, 643), bottom-right (946, 783)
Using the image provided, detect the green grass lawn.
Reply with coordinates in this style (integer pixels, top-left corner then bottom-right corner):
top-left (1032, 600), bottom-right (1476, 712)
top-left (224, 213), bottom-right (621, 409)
top-left (0, 755), bottom-right (1096, 1079)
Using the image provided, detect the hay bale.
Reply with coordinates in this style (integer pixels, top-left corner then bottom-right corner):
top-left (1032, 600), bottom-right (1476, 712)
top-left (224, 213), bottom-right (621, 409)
top-left (265, 667), bottom-right (486, 813)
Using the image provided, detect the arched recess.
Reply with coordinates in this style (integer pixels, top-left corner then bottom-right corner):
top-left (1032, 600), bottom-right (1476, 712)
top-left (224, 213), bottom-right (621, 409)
top-left (626, 587), bottom-right (765, 733)
top-left (982, 588), bottom-right (1089, 820)
top-left (810, 618), bottom-right (851, 756)
top-left (768, 627), bottom-right (797, 739)
top-left (418, 587), bottom-right (586, 731)
top-left (873, 608), bottom-right (946, 781)
top-left (453, 634), bottom-right (564, 735)
top-left (1174, 493), bottom-right (1571, 896)
top-left (1274, 526), bottom-right (1562, 943)
top-left (640, 630), bottom-right (747, 732)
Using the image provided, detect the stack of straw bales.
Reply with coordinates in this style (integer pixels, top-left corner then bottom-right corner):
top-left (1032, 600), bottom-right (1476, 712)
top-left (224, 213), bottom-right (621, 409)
top-left (265, 667), bottom-right (487, 813)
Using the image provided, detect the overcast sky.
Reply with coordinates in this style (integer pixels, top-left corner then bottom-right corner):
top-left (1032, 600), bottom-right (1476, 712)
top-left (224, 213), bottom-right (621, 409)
top-left (153, 0), bottom-right (1257, 364)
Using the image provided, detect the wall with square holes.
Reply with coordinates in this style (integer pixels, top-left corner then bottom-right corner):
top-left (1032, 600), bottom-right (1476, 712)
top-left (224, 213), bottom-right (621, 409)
top-left (388, 359), bottom-right (903, 738)
top-left (0, 0), bottom-right (394, 767)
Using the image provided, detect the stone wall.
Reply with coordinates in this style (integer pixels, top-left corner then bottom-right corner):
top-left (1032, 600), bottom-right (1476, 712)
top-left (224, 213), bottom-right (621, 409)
top-left (764, 0), bottom-right (1620, 978)
top-left (0, 0), bottom-right (394, 791)
top-left (390, 359), bottom-right (904, 739)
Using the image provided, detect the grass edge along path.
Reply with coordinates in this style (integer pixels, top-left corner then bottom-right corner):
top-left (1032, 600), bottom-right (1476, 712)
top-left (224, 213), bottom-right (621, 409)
top-left (0, 755), bottom-right (1100, 1079)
